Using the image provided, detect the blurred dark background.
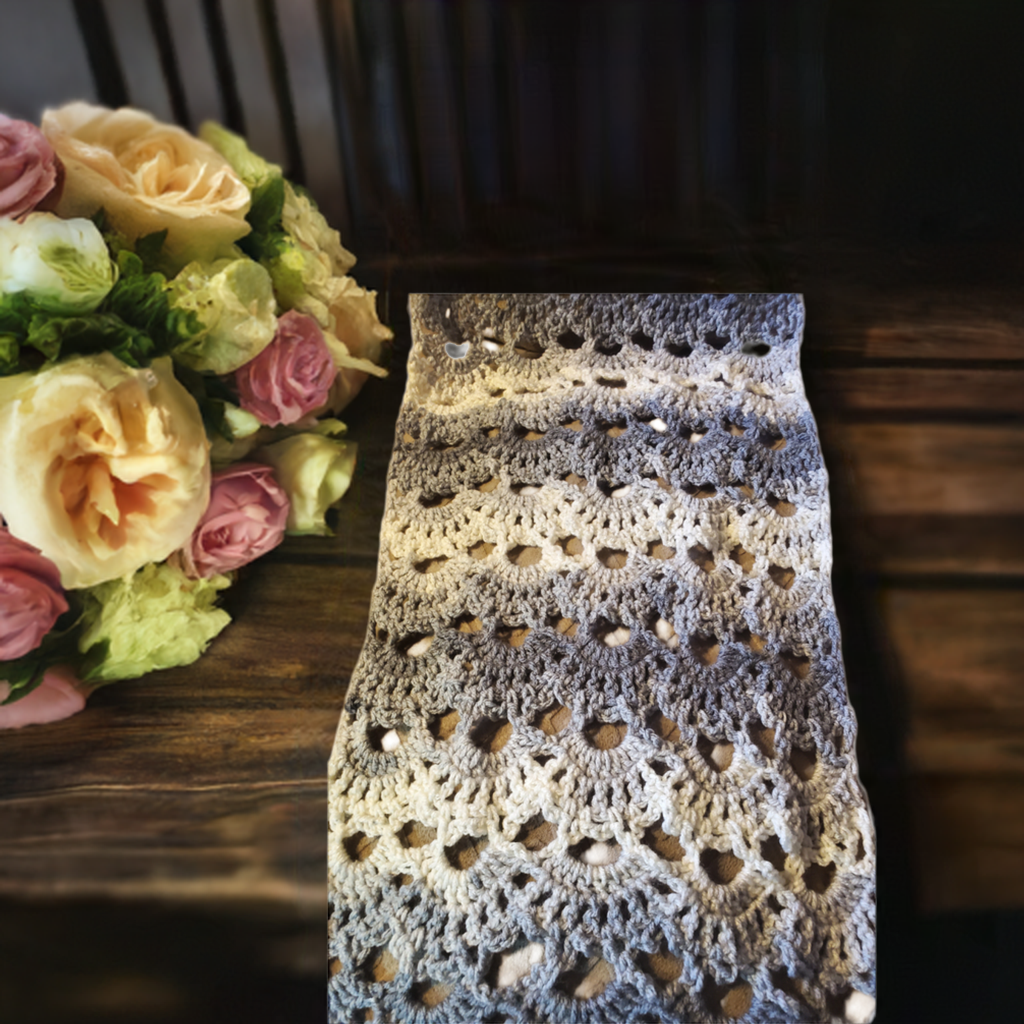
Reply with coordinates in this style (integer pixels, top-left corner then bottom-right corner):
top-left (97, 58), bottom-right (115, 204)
top-left (1, 1), bottom-right (1022, 1022)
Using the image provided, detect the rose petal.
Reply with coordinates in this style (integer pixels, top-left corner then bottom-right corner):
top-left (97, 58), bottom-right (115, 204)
top-left (0, 667), bottom-right (89, 730)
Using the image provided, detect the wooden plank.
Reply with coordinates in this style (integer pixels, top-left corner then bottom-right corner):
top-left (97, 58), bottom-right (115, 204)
top-left (855, 515), bottom-right (1024, 576)
top-left (912, 776), bottom-right (1024, 911)
top-left (825, 423), bottom-right (1024, 515)
top-left (808, 285), bottom-right (1024, 361)
top-left (907, 722), bottom-right (1024, 775)
top-left (880, 589), bottom-right (1024, 720)
top-left (808, 367), bottom-right (1024, 415)
top-left (0, 564), bottom-right (374, 902)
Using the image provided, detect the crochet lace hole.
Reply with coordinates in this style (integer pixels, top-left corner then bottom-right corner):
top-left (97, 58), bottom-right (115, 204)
top-left (398, 821), bottom-right (437, 848)
top-left (700, 848), bottom-right (744, 885)
top-left (468, 540), bottom-right (496, 560)
top-left (647, 539), bottom-right (676, 560)
top-left (767, 494), bottom-right (797, 517)
top-left (363, 947), bottom-right (398, 983)
top-left (649, 760), bottom-right (670, 777)
top-left (444, 835), bottom-right (488, 870)
top-left (803, 860), bottom-right (837, 894)
top-left (855, 833), bottom-right (866, 862)
top-left (514, 814), bottom-right (556, 850)
top-left (690, 634), bottom-right (720, 666)
top-left (561, 418), bottom-right (583, 432)
top-left (759, 429), bottom-right (787, 450)
top-left (429, 708), bottom-right (460, 740)
top-left (367, 724), bottom-right (404, 752)
top-left (489, 941), bottom-right (545, 989)
top-left (498, 625), bottom-right (532, 647)
top-left (743, 340), bottom-right (772, 356)
top-left (704, 331), bottom-right (730, 350)
top-left (508, 544), bottom-right (543, 567)
top-left (328, 957), bottom-right (342, 977)
top-left (768, 563), bottom-right (795, 590)
top-left (419, 492), bottom-right (454, 508)
top-left (730, 545), bottom-right (755, 573)
top-left (514, 337), bottom-right (545, 360)
top-left (584, 720), bottom-right (628, 749)
top-left (414, 982), bottom-right (453, 1007)
top-left (483, 426), bottom-right (500, 439)
top-left (642, 820), bottom-right (683, 861)
top-left (555, 329), bottom-right (585, 349)
top-left (343, 832), bottom-right (378, 862)
top-left (724, 420), bottom-right (746, 436)
top-left (401, 633), bottom-right (434, 657)
top-left (392, 874), bottom-right (414, 888)
top-left (535, 703), bottom-right (571, 735)
top-left (563, 472), bottom-right (587, 489)
top-left (697, 735), bottom-right (734, 771)
top-left (600, 419), bottom-right (628, 437)
top-left (761, 835), bottom-right (787, 871)
top-left (637, 950), bottom-right (682, 987)
top-left (748, 719), bottom-right (777, 758)
top-left (513, 873), bottom-right (534, 888)
top-left (631, 330), bottom-right (655, 350)
top-left (737, 630), bottom-right (766, 654)
top-left (771, 969), bottom-right (805, 1004)
top-left (414, 556), bottom-right (447, 574)
top-left (705, 978), bottom-right (753, 1019)
top-left (597, 547), bottom-right (628, 569)
top-left (666, 341), bottom-right (692, 357)
top-left (687, 544), bottom-right (715, 573)
top-left (845, 990), bottom-right (877, 1024)
top-left (653, 617), bottom-right (679, 648)
top-left (594, 336), bottom-right (622, 356)
top-left (781, 651), bottom-right (810, 679)
top-left (476, 476), bottom-right (500, 492)
top-left (470, 717), bottom-right (513, 752)
top-left (596, 376), bottom-right (627, 389)
top-left (647, 710), bottom-right (681, 743)
top-left (556, 957), bottom-right (615, 1000)
top-left (789, 744), bottom-right (817, 780)
top-left (401, 431), bottom-right (416, 444)
top-left (454, 614), bottom-right (482, 633)
top-left (570, 838), bottom-right (621, 865)
top-left (515, 425), bottom-right (547, 441)
top-left (558, 535), bottom-right (584, 556)
top-left (685, 482), bottom-right (718, 499)
top-left (549, 615), bottom-right (579, 637)
top-left (596, 622), bottom-right (630, 648)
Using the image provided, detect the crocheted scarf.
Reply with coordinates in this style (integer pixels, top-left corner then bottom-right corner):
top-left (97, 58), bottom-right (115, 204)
top-left (328, 294), bottom-right (877, 1024)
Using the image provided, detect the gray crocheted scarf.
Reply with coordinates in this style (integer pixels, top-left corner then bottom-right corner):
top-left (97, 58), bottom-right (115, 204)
top-left (328, 294), bottom-right (877, 1024)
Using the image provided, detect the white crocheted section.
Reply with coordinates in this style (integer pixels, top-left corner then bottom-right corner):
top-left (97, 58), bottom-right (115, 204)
top-left (328, 294), bottom-right (876, 1024)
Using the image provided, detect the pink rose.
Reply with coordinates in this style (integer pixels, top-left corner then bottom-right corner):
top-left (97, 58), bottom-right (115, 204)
top-left (0, 666), bottom-right (89, 729)
top-left (0, 527), bottom-right (68, 660)
top-left (235, 310), bottom-right (337, 426)
top-left (0, 113), bottom-right (63, 220)
top-left (177, 462), bottom-right (289, 578)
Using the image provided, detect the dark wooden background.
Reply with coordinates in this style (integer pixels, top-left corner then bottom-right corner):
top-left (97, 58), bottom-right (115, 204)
top-left (1, 2), bottom-right (1022, 1022)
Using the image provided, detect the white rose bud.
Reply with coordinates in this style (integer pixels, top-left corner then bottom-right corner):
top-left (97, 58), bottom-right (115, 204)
top-left (0, 212), bottom-right (115, 313)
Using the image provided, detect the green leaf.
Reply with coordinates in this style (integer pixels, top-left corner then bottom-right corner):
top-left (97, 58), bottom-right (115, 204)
top-left (135, 230), bottom-right (169, 273)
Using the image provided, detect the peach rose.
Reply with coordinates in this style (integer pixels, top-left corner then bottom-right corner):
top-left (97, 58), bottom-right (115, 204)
top-left (0, 354), bottom-right (210, 589)
top-left (41, 102), bottom-right (250, 266)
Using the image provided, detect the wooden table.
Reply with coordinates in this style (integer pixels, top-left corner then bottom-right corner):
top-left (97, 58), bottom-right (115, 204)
top-left (1, 251), bottom-right (1022, 1022)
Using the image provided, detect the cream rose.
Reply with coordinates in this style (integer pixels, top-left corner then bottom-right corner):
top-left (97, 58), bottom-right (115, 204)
top-left (0, 354), bottom-right (210, 589)
top-left (41, 102), bottom-right (250, 266)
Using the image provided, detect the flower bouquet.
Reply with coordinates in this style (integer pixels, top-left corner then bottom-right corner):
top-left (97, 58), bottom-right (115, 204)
top-left (0, 103), bottom-right (390, 728)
